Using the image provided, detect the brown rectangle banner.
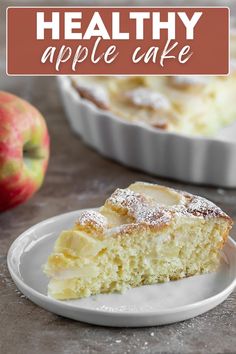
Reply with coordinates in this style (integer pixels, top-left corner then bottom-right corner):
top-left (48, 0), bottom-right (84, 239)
top-left (7, 7), bottom-right (229, 75)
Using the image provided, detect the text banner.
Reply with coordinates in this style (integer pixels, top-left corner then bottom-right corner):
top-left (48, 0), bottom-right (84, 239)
top-left (7, 7), bottom-right (229, 75)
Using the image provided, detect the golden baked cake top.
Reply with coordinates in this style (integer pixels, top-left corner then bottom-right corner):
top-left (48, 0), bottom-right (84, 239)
top-left (74, 182), bottom-right (232, 238)
top-left (70, 34), bottom-right (236, 137)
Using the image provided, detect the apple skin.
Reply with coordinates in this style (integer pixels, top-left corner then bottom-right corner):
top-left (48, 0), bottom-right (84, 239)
top-left (0, 91), bottom-right (50, 212)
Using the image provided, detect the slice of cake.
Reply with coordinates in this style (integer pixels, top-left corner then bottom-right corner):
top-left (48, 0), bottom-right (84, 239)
top-left (44, 182), bottom-right (232, 300)
top-left (70, 32), bottom-right (236, 137)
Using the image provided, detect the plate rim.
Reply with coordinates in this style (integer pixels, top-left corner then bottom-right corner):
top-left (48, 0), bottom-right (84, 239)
top-left (7, 209), bottom-right (236, 318)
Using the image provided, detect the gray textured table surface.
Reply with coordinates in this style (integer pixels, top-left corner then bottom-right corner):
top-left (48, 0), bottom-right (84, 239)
top-left (0, 1), bottom-right (236, 353)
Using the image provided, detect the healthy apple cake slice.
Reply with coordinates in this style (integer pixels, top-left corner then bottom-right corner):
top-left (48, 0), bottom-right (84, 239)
top-left (44, 182), bottom-right (232, 300)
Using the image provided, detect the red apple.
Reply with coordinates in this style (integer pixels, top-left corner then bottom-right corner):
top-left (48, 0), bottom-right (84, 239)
top-left (0, 91), bottom-right (50, 212)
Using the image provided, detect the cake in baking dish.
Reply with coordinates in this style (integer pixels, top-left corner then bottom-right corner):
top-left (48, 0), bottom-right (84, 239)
top-left (70, 35), bottom-right (236, 137)
top-left (44, 182), bottom-right (232, 300)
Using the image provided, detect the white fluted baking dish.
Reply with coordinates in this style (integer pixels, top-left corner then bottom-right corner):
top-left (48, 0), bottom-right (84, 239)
top-left (57, 76), bottom-right (236, 188)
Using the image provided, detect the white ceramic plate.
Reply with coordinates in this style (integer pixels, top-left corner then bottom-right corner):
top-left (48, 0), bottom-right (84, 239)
top-left (7, 209), bottom-right (236, 327)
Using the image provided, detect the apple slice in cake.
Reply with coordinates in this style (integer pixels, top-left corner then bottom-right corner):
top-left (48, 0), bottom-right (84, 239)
top-left (44, 182), bottom-right (232, 300)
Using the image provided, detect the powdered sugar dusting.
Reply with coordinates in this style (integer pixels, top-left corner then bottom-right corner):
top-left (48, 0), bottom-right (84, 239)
top-left (75, 183), bottom-right (230, 235)
top-left (107, 188), bottom-right (148, 214)
top-left (105, 187), bottom-right (172, 227)
top-left (186, 195), bottom-right (225, 218)
top-left (137, 207), bottom-right (172, 226)
top-left (76, 210), bottom-right (107, 231)
top-left (73, 79), bottom-right (110, 108)
top-left (125, 88), bottom-right (170, 111)
top-left (169, 76), bottom-right (209, 89)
